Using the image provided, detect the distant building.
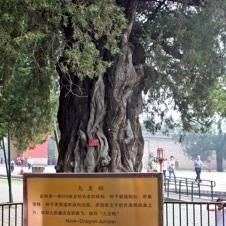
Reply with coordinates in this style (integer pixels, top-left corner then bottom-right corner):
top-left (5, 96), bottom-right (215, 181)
top-left (142, 131), bottom-right (221, 171)
top-left (1, 135), bottom-right (58, 166)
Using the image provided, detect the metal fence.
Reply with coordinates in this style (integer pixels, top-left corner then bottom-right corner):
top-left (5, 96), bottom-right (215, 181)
top-left (164, 201), bottom-right (225, 226)
top-left (0, 201), bottom-right (223, 226)
top-left (164, 176), bottom-right (216, 201)
top-left (0, 203), bottom-right (23, 226)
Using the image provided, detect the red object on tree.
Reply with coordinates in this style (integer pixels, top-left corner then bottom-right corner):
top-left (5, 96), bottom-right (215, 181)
top-left (88, 139), bottom-right (99, 147)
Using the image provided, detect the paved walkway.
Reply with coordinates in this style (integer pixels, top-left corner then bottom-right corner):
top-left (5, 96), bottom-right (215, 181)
top-left (0, 165), bottom-right (226, 203)
top-left (0, 165), bottom-right (56, 203)
top-left (173, 170), bottom-right (226, 193)
top-left (0, 164), bottom-right (56, 175)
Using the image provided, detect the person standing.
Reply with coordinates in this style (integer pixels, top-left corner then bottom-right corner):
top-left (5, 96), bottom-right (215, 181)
top-left (147, 158), bottom-right (153, 172)
top-left (1, 157), bottom-right (3, 165)
top-left (168, 156), bottom-right (176, 178)
top-left (27, 157), bottom-right (32, 170)
top-left (16, 156), bottom-right (21, 166)
top-left (152, 157), bottom-right (159, 172)
top-left (206, 197), bottom-right (226, 226)
top-left (162, 159), bottom-right (168, 177)
top-left (10, 159), bottom-right (15, 172)
top-left (193, 155), bottom-right (206, 182)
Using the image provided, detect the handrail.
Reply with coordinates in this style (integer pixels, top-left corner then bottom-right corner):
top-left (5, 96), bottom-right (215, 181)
top-left (163, 176), bottom-right (216, 201)
top-left (0, 201), bottom-right (223, 226)
top-left (165, 176), bottom-right (216, 187)
top-left (164, 201), bottom-right (224, 226)
top-left (0, 202), bottom-right (23, 226)
top-left (1, 201), bottom-right (221, 226)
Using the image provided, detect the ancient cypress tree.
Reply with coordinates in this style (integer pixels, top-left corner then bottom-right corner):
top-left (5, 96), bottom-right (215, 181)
top-left (0, 0), bottom-right (225, 172)
top-left (56, 0), bottom-right (145, 172)
top-left (56, 0), bottom-right (225, 173)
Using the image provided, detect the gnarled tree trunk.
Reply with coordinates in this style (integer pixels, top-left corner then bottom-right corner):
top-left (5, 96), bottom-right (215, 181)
top-left (56, 0), bottom-right (145, 173)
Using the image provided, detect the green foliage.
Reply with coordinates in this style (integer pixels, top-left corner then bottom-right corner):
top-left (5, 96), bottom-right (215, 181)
top-left (0, 0), bottom-right (225, 150)
top-left (0, 0), bottom-right (60, 149)
top-left (0, 0), bottom-right (127, 149)
top-left (137, 1), bottom-right (226, 134)
top-left (180, 133), bottom-right (214, 160)
top-left (179, 130), bottom-right (226, 162)
top-left (0, 0), bottom-right (127, 80)
top-left (2, 50), bottom-right (59, 150)
top-left (173, 119), bottom-right (226, 171)
top-left (211, 75), bottom-right (226, 117)
top-left (58, 0), bottom-right (127, 78)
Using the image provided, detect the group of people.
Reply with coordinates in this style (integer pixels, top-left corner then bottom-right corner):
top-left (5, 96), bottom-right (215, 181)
top-left (149, 153), bottom-right (225, 226)
top-left (9, 156), bottom-right (33, 172)
top-left (148, 154), bottom-right (208, 182)
top-left (148, 155), bottom-right (176, 178)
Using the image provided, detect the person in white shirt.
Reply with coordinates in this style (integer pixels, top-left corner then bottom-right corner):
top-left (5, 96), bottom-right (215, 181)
top-left (162, 159), bottom-right (168, 177)
top-left (207, 197), bottom-right (226, 226)
top-left (168, 156), bottom-right (176, 178)
top-left (27, 157), bottom-right (32, 170)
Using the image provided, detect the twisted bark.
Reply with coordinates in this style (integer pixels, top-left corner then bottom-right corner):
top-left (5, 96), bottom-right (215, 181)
top-left (56, 0), bottom-right (144, 173)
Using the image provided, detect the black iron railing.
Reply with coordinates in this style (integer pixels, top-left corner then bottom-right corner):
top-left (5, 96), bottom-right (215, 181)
top-left (164, 176), bottom-right (216, 201)
top-left (164, 201), bottom-right (225, 226)
top-left (0, 203), bottom-right (23, 226)
top-left (1, 201), bottom-right (223, 226)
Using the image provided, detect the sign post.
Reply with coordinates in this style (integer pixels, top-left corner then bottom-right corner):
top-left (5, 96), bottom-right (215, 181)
top-left (157, 148), bottom-right (165, 172)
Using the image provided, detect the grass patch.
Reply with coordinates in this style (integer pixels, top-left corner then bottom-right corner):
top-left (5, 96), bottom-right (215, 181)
top-left (0, 178), bottom-right (23, 185)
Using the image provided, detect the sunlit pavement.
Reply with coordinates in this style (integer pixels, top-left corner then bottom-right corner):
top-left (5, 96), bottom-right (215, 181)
top-left (0, 165), bottom-right (226, 203)
top-left (171, 170), bottom-right (226, 193)
top-left (1, 165), bottom-right (226, 191)
top-left (0, 164), bottom-right (56, 176)
top-left (0, 165), bottom-right (56, 203)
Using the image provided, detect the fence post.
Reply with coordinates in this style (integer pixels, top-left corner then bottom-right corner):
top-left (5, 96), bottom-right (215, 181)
top-left (186, 178), bottom-right (188, 196)
top-left (198, 181), bottom-right (201, 198)
top-left (179, 180), bottom-right (182, 200)
top-left (167, 178), bottom-right (170, 197)
top-left (191, 182), bottom-right (194, 201)
top-left (211, 181), bottom-right (214, 200)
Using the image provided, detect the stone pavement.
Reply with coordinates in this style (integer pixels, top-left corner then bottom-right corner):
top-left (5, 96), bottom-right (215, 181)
top-left (0, 165), bottom-right (226, 203)
top-left (0, 165), bottom-right (56, 203)
top-left (0, 164), bottom-right (56, 176)
top-left (174, 170), bottom-right (226, 193)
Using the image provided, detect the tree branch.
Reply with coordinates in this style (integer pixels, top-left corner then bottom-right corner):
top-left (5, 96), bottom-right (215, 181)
top-left (147, 0), bottom-right (167, 21)
top-left (138, 0), bottom-right (204, 6)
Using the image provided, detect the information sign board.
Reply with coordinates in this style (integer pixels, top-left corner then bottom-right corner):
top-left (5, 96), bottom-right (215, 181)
top-left (23, 173), bottom-right (163, 226)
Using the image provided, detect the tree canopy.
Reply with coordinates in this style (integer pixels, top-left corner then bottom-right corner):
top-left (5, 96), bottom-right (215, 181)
top-left (179, 125), bottom-right (226, 172)
top-left (140, 0), bottom-right (226, 135)
top-left (0, 0), bottom-right (127, 150)
top-left (0, 0), bottom-right (225, 162)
